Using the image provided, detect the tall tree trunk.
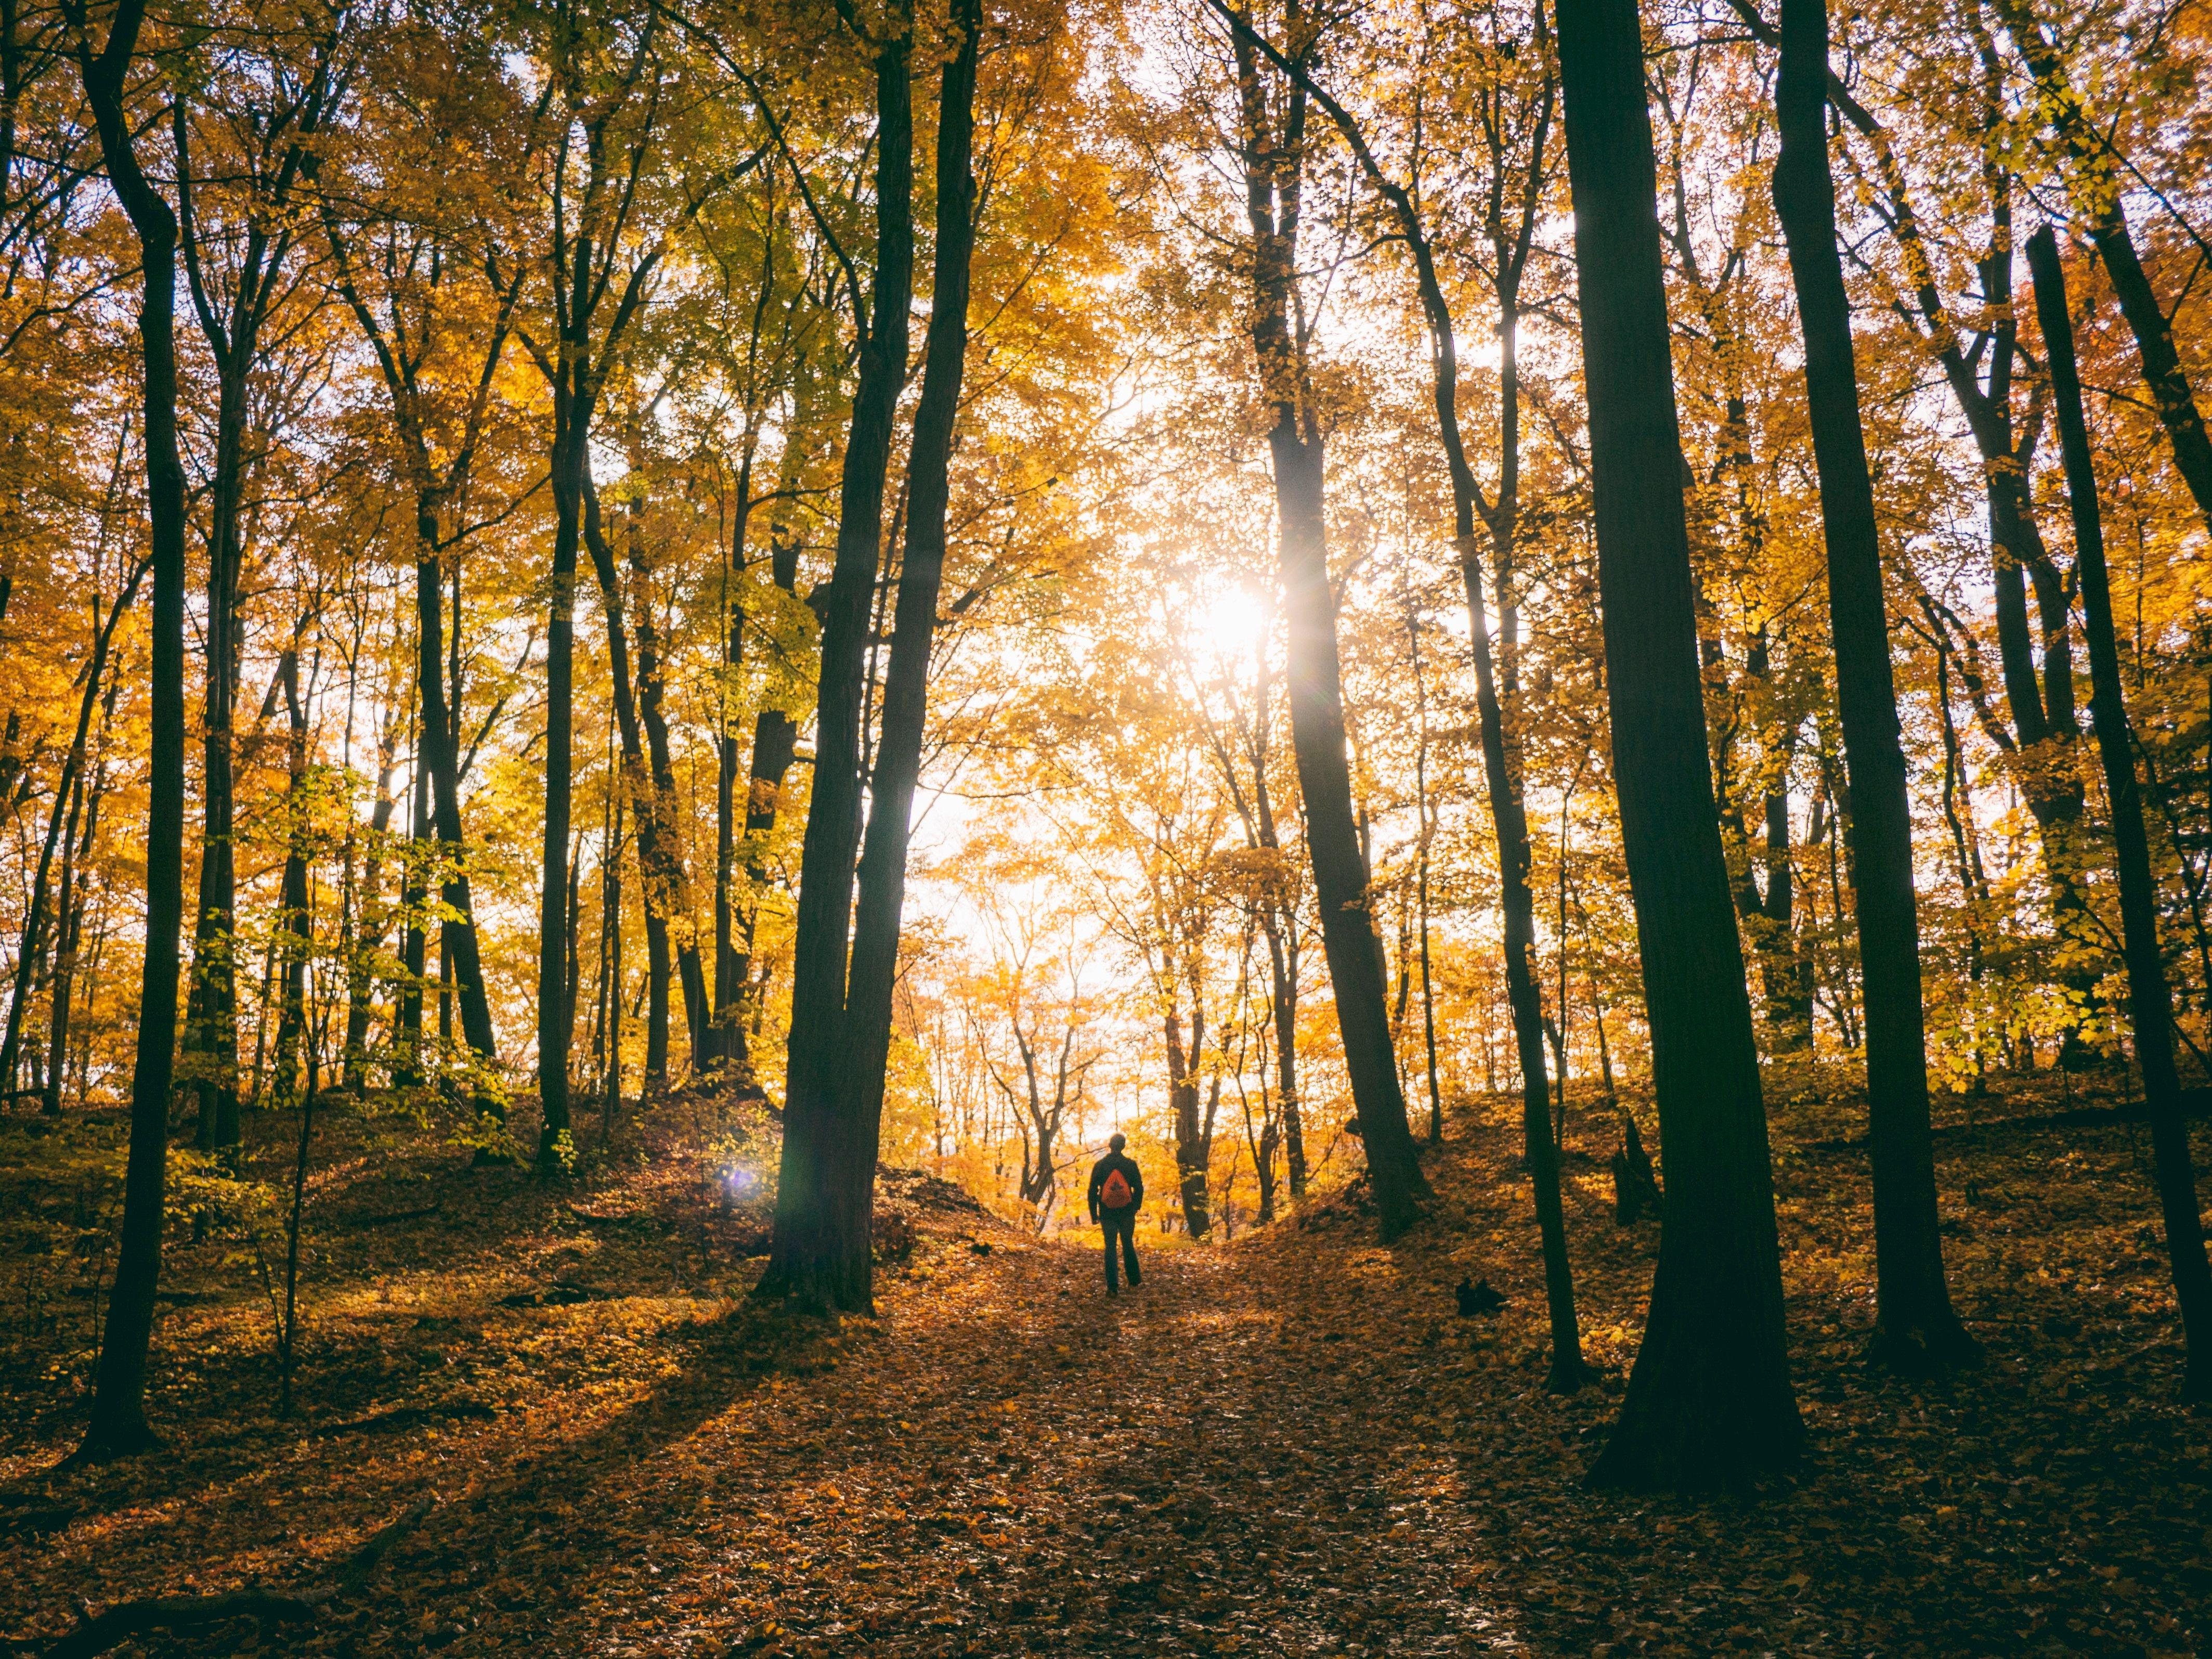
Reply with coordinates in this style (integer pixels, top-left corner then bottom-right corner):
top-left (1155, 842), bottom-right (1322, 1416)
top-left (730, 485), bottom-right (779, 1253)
top-left (75, 0), bottom-right (189, 1460)
top-left (1167, 1004), bottom-right (1211, 1239)
top-left (183, 371), bottom-right (241, 1150)
top-left (759, 10), bottom-right (917, 1312)
top-left (1219, 0), bottom-right (1573, 1351)
top-left (576, 475), bottom-right (700, 1090)
top-left (1557, 0), bottom-right (1802, 1488)
top-left (2028, 226), bottom-right (2212, 1398)
top-left (719, 464), bottom-right (808, 1087)
top-left (601, 771), bottom-right (625, 1130)
top-left (1410, 608), bottom-right (1442, 1143)
top-left (4, 555), bottom-right (146, 1091)
top-left (707, 450), bottom-right (754, 1072)
top-left (1229, 6), bottom-right (1426, 1237)
top-left (1773, 0), bottom-right (1974, 1369)
top-left (538, 403), bottom-right (585, 1163)
top-left (1267, 915), bottom-right (1306, 1197)
top-left (45, 750), bottom-right (103, 1117)
top-left (172, 67), bottom-right (326, 1146)
top-left (804, 0), bottom-right (981, 1307)
top-left (1270, 422), bottom-right (1428, 1234)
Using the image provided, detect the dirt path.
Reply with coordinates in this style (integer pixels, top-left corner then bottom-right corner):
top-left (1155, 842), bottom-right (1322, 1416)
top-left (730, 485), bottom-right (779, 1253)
top-left (485, 1230), bottom-right (1505, 1657)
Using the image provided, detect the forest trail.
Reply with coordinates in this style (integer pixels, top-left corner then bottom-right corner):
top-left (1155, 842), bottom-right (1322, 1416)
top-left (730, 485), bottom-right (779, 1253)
top-left (503, 1232), bottom-right (1511, 1657)
top-left (5, 1072), bottom-right (2211, 1656)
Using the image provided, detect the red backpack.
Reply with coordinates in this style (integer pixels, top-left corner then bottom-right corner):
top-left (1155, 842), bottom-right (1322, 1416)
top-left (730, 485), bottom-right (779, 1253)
top-left (1101, 1167), bottom-right (1134, 1210)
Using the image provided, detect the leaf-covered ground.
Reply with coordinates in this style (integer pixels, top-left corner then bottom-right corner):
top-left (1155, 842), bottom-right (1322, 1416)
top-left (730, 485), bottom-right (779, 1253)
top-left (3, 1064), bottom-right (2209, 1656)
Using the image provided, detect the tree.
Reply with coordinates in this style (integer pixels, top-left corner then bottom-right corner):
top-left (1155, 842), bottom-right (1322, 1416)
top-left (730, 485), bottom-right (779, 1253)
top-left (1768, 0), bottom-right (1973, 1369)
top-left (174, 25), bottom-right (342, 1155)
top-left (2026, 223), bottom-right (2211, 1398)
top-left (315, 49), bottom-right (529, 1110)
top-left (1216, 0), bottom-right (1586, 1383)
top-left (1555, 0), bottom-right (1802, 1488)
top-left (66, 0), bottom-right (189, 1460)
top-left (1218, 1), bottom-right (1428, 1238)
top-left (760, 0), bottom-right (922, 1312)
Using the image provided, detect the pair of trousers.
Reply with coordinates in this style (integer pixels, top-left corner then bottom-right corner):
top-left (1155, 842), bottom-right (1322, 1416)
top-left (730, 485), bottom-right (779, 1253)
top-left (1101, 1209), bottom-right (1141, 1290)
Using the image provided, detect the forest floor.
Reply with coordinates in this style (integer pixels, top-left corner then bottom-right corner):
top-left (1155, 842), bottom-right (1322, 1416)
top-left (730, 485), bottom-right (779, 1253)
top-left (1, 1062), bottom-right (2209, 1657)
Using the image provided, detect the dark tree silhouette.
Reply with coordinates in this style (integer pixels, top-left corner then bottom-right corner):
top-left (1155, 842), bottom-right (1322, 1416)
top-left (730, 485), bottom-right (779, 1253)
top-left (68, 0), bottom-right (188, 1460)
top-left (1555, 0), bottom-right (1802, 1488)
top-left (2027, 225), bottom-right (2212, 1398)
top-left (1770, 0), bottom-right (1975, 1370)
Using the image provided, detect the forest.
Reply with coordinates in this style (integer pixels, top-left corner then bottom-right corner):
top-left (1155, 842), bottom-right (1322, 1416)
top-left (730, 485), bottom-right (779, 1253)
top-left (0, 0), bottom-right (2209, 1648)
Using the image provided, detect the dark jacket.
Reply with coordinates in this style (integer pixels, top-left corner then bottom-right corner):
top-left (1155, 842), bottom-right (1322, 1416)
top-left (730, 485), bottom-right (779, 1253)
top-left (1087, 1151), bottom-right (1144, 1222)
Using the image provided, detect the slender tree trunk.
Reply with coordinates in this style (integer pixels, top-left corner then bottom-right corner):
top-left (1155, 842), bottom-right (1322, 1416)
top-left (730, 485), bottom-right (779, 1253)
top-left (759, 11), bottom-right (917, 1312)
top-left (1271, 420), bottom-right (1428, 1234)
top-left (2028, 226), bottom-right (2212, 1397)
top-left (602, 773), bottom-right (625, 1133)
top-left (412, 507), bottom-right (499, 1098)
top-left (45, 728), bottom-right (108, 1117)
top-left (708, 452), bottom-right (753, 1072)
top-left (1168, 1005), bottom-right (1212, 1239)
top-left (577, 476), bottom-right (698, 1089)
top-left (1227, 9), bottom-right (1426, 1235)
top-left (344, 712), bottom-right (399, 1087)
top-left (1773, 0), bottom-right (1974, 1368)
top-left (626, 479), bottom-right (712, 1071)
top-left (1264, 912), bottom-right (1306, 1197)
top-left (538, 404), bottom-right (584, 1164)
top-left (396, 714), bottom-right (429, 1087)
top-left (721, 482), bottom-right (807, 1087)
top-left (1411, 612), bottom-right (1441, 1142)
top-left (76, 0), bottom-right (189, 1459)
top-left (1557, 0), bottom-right (1802, 1487)
top-left (1220, 2), bottom-right (1572, 1345)
top-left (183, 422), bottom-right (241, 1150)
top-left (270, 650), bottom-right (313, 1104)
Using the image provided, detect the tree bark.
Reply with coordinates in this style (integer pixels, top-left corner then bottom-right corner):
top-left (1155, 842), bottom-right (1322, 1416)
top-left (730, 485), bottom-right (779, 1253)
top-left (627, 478), bottom-right (712, 1071)
top-left (574, 473), bottom-right (706, 1090)
top-left (343, 707), bottom-right (400, 1088)
top-left (538, 392), bottom-right (585, 1162)
top-left (1229, 4), bottom-right (1427, 1238)
top-left (0, 561), bottom-right (141, 1092)
top-left (73, 0), bottom-right (189, 1460)
top-left (1556, 0), bottom-right (1802, 1488)
top-left (1772, 0), bottom-right (1974, 1369)
top-left (813, 0), bottom-right (981, 1305)
top-left (759, 9), bottom-right (917, 1313)
top-left (2027, 225), bottom-right (2212, 1398)
top-left (172, 74), bottom-right (327, 1153)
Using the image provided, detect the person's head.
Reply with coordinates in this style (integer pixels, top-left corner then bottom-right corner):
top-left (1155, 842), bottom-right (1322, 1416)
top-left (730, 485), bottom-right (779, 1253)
top-left (1109, 1132), bottom-right (1126, 1153)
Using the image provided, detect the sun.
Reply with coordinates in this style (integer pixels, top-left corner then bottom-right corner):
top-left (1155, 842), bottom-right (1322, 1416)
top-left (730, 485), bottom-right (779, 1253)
top-left (1185, 579), bottom-right (1269, 667)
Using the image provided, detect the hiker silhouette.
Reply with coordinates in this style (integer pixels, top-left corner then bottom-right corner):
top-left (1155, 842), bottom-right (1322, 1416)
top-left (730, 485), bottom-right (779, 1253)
top-left (1087, 1133), bottom-right (1145, 1295)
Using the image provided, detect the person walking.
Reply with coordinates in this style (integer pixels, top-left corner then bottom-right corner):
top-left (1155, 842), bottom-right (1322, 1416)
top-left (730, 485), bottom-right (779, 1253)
top-left (1088, 1132), bottom-right (1145, 1295)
